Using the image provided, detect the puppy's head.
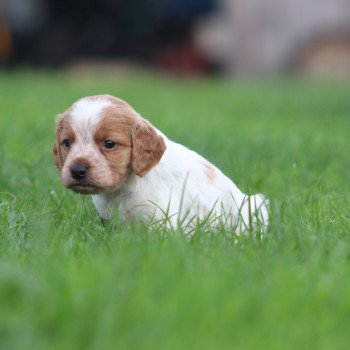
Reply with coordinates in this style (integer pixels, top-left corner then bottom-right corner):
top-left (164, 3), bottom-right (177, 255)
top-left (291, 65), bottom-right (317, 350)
top-left (53, 95), bottom-right (166, 194)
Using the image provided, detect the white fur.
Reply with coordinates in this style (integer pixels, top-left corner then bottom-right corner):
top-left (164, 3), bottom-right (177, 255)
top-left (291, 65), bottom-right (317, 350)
top-left (71, 97), bottom-right (113, 143)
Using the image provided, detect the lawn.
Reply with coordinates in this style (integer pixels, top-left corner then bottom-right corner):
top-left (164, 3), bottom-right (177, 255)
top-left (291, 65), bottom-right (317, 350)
top-left (1, 70), bottom-right (350, 349)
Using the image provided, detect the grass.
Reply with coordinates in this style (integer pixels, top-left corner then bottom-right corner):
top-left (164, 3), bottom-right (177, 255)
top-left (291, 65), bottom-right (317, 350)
top-left (1, 70), bottom-right (350, 349)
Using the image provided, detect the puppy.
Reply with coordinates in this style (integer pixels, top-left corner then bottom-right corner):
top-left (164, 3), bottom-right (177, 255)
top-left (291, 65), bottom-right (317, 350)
top-left (53, 95), bottom-right (268, 232)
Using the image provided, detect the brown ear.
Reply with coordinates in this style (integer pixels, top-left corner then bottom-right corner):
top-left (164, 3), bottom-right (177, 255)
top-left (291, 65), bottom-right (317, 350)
top-left (131, 120), bottom-right (166, 177)
top-left (53, 142), bottom-right (62, 170)
top-left (53, 114), bottom-right (64, 171)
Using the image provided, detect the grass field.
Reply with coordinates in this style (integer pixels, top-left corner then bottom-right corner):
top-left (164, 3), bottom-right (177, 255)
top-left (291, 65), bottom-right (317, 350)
top-left (1, 70), bottom-right (350, 349)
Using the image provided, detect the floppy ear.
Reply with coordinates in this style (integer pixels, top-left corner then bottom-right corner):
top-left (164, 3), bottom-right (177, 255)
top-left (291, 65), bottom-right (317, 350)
top-left (131, 120), bottom-right (166, 177)
top-left (52, 115), bottom-right (64, 171)
top-left (53, 142), bottom-right (60, 170)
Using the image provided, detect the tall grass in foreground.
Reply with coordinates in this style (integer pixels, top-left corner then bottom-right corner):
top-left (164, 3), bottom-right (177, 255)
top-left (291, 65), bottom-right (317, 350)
top-left (0, 71), bottom-right (350, 349)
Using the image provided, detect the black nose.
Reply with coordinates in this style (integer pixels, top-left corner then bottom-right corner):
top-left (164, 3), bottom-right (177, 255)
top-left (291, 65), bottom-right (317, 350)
top-left (70, 163), bottom-right (88, 180)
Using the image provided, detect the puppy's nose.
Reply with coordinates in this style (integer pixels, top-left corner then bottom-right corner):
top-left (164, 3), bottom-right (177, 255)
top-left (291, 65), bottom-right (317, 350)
top-left (70, 163), bottom-right (88, 180)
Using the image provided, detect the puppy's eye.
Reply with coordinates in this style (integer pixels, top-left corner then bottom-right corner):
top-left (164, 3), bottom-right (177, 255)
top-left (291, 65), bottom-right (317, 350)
top-left (103, 140), bottom-right (117, 150)
top-left (62, 139), bottom-right (72, 149)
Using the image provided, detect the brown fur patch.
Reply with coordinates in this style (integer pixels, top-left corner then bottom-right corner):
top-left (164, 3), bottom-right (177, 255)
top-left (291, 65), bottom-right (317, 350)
top-left (203, 162), bottom-right (217, 183)
top-left (95, 106), bottom-right (134, 147)
top-left (94, 106), bottom-right (135, 185)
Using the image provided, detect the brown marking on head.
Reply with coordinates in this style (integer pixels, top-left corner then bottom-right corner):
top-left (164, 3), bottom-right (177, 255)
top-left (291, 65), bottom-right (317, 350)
top-left (203, 162), bottom-right (217, 183)
top-left (94, 106), bottom-right (134, 185)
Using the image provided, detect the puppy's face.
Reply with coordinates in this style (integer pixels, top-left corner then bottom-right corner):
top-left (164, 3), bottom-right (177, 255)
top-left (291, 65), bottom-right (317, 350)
top-left (53, 95), bottom-right (166, 195)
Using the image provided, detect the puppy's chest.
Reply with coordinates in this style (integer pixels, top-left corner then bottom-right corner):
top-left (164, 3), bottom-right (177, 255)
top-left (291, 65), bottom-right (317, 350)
top-left (92, 190), bottom-right (156, 221)
top-left (118, 190), bottom-right (160, 220)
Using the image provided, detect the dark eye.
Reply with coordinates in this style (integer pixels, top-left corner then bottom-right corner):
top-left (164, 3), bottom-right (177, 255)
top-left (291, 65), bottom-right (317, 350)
top-left (63, 139), bottom-right (72, 149)
top-left (103, 140), bottom-right (117, 150)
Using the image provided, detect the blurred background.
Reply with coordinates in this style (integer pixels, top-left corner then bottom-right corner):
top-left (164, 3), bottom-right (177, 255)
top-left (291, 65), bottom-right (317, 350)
top-left (1, 0), bottom-right (350, 78)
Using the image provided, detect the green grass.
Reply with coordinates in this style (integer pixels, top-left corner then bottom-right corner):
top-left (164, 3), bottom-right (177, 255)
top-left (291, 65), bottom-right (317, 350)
top-left (1, 70), bottom-right (350, 349)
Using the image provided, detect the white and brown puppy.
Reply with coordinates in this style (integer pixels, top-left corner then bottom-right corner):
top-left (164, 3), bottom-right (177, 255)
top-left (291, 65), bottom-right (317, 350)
top-left (53, 95), bottom-right (268, 232)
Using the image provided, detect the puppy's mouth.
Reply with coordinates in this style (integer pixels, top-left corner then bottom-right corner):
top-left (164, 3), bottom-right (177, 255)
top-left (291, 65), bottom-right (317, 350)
top-left (69, 184), bottom-right (101, 195)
